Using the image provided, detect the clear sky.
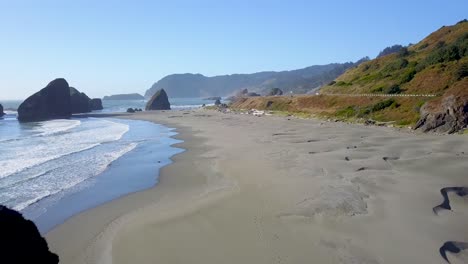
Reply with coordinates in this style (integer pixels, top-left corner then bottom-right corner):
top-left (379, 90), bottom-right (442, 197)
top-left (0, 0), bottom-right (466, 100)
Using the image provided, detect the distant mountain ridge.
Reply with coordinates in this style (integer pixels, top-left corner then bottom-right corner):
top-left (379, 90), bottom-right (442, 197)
top-left (103, 93), bottom-right (144, 100)
top-left (145, 60), bottom-right (368, 98)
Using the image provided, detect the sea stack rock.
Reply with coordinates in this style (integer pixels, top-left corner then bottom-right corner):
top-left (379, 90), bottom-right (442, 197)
top-left (0, 104), bottom-right (4, 117)
top-left (89, 98), bottom-right (103, 110)
top-left (0, 205), bottom-right (59, 264)
top-left (18, 78), bottom-right (72, 122)
top-left (70, 87), bottom-right (91, 114)
top-left (145, 89), bottom-right (171, 110)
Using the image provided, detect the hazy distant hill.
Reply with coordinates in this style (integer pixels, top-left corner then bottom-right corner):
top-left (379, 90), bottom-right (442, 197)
top-left (145, 61), bottom-right (367, 98)
top-left (103, 93), bottom-right (144, 100)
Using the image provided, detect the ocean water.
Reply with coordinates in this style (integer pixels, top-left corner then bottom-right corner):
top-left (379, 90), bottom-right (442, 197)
top-left (0, 98), bottom-right (210, 232)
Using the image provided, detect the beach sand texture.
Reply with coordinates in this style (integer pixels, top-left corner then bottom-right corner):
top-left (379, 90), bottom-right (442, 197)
top-left (46, 110), bottom-right (468, 264)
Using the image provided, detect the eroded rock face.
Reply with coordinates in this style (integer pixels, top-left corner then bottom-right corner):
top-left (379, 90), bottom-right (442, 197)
top-left (145, 89), bottom-right (171, 110)
top-left (415, 95), bottom-right (468, 133)
top-left (70, 87), bottom-right (91, 114)
top-left (0, 205), bottom-right (59, 264)
top-left (89, 98), bottom-right (103, 110)
top-left (18, 78), bottom-right (72, 122)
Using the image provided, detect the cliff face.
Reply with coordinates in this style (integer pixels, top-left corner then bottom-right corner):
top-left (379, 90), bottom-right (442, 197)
top-left (145, 62), bottom-right (364, 98)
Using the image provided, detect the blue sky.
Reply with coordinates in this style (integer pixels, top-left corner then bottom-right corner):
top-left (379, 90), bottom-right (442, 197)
top-left (0, 0), bottom-right (467, 100)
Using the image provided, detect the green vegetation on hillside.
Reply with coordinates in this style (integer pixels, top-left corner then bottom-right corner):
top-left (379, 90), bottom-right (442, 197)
top-left (322, 20), bottom-right (468, 96)
top-left (230, 20), bottom-right (468, 130)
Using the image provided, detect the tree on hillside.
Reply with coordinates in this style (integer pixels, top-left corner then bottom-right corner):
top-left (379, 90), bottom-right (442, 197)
top-left (377, 45), bottom-right (404, 58)
top-left (268, 88), bottom-right (283, 96)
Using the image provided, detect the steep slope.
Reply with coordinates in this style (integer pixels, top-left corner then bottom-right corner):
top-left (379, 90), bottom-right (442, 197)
top-left (321, 20), bottom-right (467, 96)
top-left (145, 61), bottom-right (366, 98)
top-left (231, 20), bottom-right (468, 133)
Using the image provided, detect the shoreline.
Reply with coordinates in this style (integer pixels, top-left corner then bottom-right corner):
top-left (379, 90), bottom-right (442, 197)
top-left (45, 111), bottom-right (217, 264)
top-left (46, 109), bottom-right (468, 264)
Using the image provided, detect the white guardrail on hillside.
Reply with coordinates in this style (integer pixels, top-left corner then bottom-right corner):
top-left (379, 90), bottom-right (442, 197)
top-left (318, 93), bottom-right (437, 97)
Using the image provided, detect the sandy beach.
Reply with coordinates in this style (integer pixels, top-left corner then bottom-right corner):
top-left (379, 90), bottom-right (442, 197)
top-left (46, 109), bottom-right (468, 264)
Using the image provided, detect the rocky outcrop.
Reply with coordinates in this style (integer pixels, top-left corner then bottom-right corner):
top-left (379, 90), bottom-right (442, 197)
top-left (415, 94), bottom-right (468, 133)
top-left (0, 104), bottom-right (4, 117)
top-left (89, 98), bottom-right (103, 110)
top-left (145, 89), bottom-right (171, 110)
top-left (0, 205), bottom-right (59, 264)
top-left (214, 99), bottom-right (221, 106)
top-left (70, 87), bottom-right (91, 114)
top-left (18, 78), bottom-right (72, 122)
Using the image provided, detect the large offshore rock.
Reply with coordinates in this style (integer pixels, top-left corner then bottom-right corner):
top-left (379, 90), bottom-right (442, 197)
top-left (145, 88), bottom-right (171, 110)
top-left (89, 98), bottom-right (103, 110)
top-left (18, 78), bottom-right (72, 122)
top-left (0, 103), bottom-right (4, 117)
top-left (70, 87), bottom-right (91, 114)
top-left (0, 205), bottom-right (59, 264)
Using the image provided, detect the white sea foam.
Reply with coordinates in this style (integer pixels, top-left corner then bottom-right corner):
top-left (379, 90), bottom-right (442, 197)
top-left (1, 142), bottom-right (138, 211)
top-left (0, 119), bottom-right (129, 179)
top-left (36, 119), bottom-right (81, 136)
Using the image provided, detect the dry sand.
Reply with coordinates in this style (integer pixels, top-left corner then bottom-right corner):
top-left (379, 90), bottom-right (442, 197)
top-left (46, 109), bottom-right (468, 264)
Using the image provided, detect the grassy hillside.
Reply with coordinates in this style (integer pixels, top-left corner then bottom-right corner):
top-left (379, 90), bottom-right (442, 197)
top-left (321, 20), bottom-right (467, 96)
top-left (231, 20), bottom-right (468, 131)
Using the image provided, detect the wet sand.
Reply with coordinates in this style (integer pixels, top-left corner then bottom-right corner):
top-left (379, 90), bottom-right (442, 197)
top-left (46, 109), bottom-right (468, 264)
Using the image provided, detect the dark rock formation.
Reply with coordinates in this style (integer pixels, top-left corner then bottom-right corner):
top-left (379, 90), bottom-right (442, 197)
top-left (103, 93), bottom-right (144, 100)
top-left (415, 94), bottom-right (468, 133)
top-left (145, 89), bottom-right (171, 110)
top-left (127, 108), bottom-right (136, 113)
top-left (0, 205), bottom-right (59, 264)
top-left (247, 92), bottom-right (261, 97)
top-left (70, 87), bottom-right (91, 114)
top-left (268, 88), bottom-right (283, 96)
top-left (214, 99), bottom-right (221, 106)
top-left (18, 78), bottom-right (72, 122)
top-left (89, 98), bottom-right (103, 110)
top-left (0, 103), bottom-right (4, 117)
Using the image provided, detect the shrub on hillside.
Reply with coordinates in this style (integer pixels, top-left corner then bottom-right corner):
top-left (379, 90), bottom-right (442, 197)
top-left (455, 63), bottom-right (468, 80)
top-left (387, 84), bottom-right (402, 94)
top-left (268, 88), bottom-right (283, 96)
top-left (371, 99), bottom-right (396, 112)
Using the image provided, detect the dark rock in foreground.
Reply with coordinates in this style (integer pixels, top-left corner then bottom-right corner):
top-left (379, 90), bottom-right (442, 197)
top-left (18, 78), bottom-right (72, 122)
top-left (145, 89), bottom-right (171, 110)
top-left (0, 205), bottom-right (59, 264)
top-left (89, 98), bottom-right (103, 110)
top-left (0, 104), bottom-right (4, 117)
top-left (127, 108), bottom-right (135, 113)
top-left (214, 99), bottom-right (221, 106)
top-left (415, 94), bottom-right (468, 133)
top-left (70, 87), bottom-right (91, 114)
